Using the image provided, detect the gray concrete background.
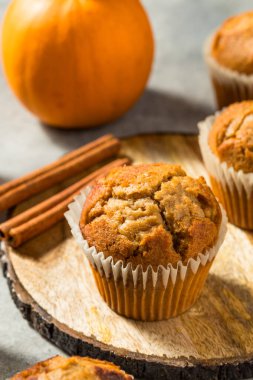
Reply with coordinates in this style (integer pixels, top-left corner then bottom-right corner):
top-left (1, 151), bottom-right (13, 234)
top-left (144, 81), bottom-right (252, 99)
top-left (0, 0), bottom-right (252, 378)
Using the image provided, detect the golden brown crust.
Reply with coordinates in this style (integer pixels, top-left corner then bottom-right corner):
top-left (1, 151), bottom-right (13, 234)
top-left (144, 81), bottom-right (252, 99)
top-left (11, 355), bottom-right (133, 380)
top-left (211, 11), bottom-right (253, 74)
top-left (80, 164), bottom-right (221, 268)
top-left (208, 101), bottom-right (253, 173)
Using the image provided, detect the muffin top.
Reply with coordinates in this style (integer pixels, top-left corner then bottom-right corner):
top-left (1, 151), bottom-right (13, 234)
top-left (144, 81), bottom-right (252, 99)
top-left (11, 355), bottom-right (133, 380)
top-left (211, 11), bottom-right (253, 74)
top-left (208, 101), bottom-right (253, 173)
top-left (80, 164), bottom-right (221, 269)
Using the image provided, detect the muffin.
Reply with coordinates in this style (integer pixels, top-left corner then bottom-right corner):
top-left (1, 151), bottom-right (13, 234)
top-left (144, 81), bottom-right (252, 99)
top-left (205, 11), bottom-right (253, 109)
top-left (11, 355), bottom-right (133, 380)
top-left (198, 101), bottom-right (253, 229)
top-left (66, 163), bottom-right (226, 321)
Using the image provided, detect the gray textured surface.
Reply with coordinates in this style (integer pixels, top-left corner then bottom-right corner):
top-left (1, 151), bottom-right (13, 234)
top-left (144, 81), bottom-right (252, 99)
top-left (0, 0), bottom-right (252, 378)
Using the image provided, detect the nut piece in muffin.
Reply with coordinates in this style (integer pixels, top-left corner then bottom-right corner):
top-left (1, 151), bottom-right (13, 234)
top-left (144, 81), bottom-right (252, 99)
top-left (208, 101), bottom-right (253, 173)
top-left (211, 12), bottom-right (253, 75)
top-left (80, 163), bottom-right (221, 269)
top-left (11, 355), bottom-right (133, 380)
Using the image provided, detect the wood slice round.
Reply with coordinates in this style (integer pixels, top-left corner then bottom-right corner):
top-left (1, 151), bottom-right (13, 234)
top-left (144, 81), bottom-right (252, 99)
top-left (2, 134), bottom-right (253, 380)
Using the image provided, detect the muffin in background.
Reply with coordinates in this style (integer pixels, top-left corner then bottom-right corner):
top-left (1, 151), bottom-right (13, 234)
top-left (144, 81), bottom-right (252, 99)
top-left (66, 163), bottom-right (227, 321)
top-left (198, 101), bottom-right (253, 229)
top-left (205, 11), bottom-right (253, 109)
top-left (11, 355), bottom-right (133, 380)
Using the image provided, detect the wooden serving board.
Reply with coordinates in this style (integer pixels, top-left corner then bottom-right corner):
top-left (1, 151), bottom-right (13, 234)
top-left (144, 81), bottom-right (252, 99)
top-left (2, 134), bottom-right (253, 380)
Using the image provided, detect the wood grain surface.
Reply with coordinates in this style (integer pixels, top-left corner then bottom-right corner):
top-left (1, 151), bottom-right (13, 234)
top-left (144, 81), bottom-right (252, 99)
top-left (2, 134), bottom-right (253, 380)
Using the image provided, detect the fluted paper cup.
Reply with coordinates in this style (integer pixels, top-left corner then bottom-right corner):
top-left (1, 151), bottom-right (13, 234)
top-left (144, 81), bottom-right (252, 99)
top-left (204, 35), bottom-right (253, 109)
top-left (198, 115), bottom-right (253, 229)
top-left (65, 188), bottom-right (227, 321)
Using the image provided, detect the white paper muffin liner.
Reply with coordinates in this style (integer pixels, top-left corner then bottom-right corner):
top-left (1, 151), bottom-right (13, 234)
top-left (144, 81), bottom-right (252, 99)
top-left (65, 186), bottom-right (227, 321)
top-left (204, 35), bottom-right (253, 108)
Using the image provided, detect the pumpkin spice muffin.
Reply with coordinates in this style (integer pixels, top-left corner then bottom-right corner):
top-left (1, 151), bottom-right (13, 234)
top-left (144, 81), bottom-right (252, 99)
top-left (11, 355), bottom-right (133, 380)
top-left (205, 11), bottom-right (253, 108)
top-left (66, 163), bottom-right (226, 321)
top-left (209, 101), bottom-right (253, 172)
top-left (199, 101), bottom-right (253, 229)
top-left (80, 164), bottom-right (221, 268)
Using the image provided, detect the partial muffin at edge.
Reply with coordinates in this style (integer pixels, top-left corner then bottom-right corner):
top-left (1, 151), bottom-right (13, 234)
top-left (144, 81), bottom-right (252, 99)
top-left (208, 101), bottom-right (253, 173)
top-left (80, 163), bottom-right (222, 269)
top-left (211, 11), bottom-right (253, 74)
top-left (11, 355), bottom-right (133, 380)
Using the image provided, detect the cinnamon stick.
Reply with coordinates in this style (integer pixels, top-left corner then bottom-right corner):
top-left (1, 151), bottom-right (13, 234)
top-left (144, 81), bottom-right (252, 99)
top-left (1, 158), bottom-right (129, 247)
top-left (0, 135), bottom-right (120, 211)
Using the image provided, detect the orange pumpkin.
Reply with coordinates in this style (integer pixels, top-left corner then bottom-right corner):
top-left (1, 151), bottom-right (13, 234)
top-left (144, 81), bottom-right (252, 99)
top-left (1, 0), bottom-right (154, 128)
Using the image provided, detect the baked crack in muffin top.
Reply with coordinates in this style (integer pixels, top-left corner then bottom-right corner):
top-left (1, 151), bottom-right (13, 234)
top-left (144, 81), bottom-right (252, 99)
top-left (209, 101), bottom-right (253, 173)
top-left (80, 164), bottom-right (221, 269)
